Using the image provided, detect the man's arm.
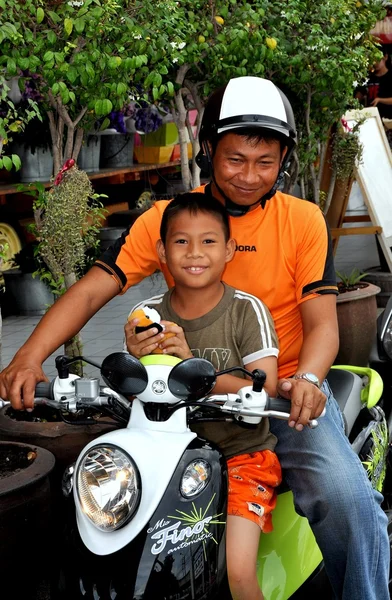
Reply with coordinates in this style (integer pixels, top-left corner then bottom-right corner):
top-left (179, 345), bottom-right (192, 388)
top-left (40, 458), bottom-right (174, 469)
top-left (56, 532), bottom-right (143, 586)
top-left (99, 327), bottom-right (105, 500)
top-left (372, 97), bottom-right (392, 106)
top-left (277, 294), bottom-right (339, 430)
top-left (0, 267), bottom-right (120, 410)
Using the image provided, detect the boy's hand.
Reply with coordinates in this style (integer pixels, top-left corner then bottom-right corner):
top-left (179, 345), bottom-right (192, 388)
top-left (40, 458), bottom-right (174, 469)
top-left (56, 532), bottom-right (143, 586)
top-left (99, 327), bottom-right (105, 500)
top-left (125, 318), bottom-right (165, 358)
top-left (159, 321), bottom-right (193, 360)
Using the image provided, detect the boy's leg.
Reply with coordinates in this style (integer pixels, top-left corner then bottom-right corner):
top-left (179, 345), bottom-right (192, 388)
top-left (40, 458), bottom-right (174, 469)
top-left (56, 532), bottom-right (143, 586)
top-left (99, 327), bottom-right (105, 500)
top-left (269, 381), bottom-right (390, 600)
top-left (226, 516), bottom-right (264, 600)
top-left (226, 450), bottom-right (281, 600)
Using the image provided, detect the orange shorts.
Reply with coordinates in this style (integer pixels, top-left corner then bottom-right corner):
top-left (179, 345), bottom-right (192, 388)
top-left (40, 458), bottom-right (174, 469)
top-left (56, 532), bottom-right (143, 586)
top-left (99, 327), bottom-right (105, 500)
top-left (227, 449), bottom-right (282, 533)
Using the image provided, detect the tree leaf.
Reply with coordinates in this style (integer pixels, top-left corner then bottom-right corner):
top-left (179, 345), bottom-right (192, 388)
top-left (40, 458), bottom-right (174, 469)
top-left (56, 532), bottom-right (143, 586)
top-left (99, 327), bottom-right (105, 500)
top-left (52, 82), bottom-right (60, 95)
top-left (11, 154), bottom-right (22, 171)
top-left (61, 88), bottom-right (70, 104)
top-left (48, 11), bottom-right (61, 24)
top-left (3, 156), bottom-right (12, 171)
top-left (74, 18), bottom-right (85, 34)
top-left (117, 82), bottom-right (127, 96)
top-left (101, 99), bottom-right (113, 115)
top-left (99, 117), bottom-right (111, 131)
top-left (6, 57), bottom-right (17, 76)
top-left (47, 30), bottom-right (56, 45)
top-left (36, 7), bottom-right (44, 24)
top-left (167, 81), bottom-right (174, 96)
top-left (64, 18), bottom-right (73, 36)
top-left (18, 57), bottom-right (30, 70)
top-left (43, 50), bottom-right (54, 62)
top-left (66, 66), bottom-right (78, 84)
top-left (94, 99), bottom-right (103, 116)
top-left (86, 62), bottom-right (95, 79)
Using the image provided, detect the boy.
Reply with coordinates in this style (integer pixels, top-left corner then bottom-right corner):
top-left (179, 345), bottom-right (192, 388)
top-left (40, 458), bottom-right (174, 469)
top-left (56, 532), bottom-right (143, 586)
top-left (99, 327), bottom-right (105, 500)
top-left (125, 193), bottom-right (281, 600)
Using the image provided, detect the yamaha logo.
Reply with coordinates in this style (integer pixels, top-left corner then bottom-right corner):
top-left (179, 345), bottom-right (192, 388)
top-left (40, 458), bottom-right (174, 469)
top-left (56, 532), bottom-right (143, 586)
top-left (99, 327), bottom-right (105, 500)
top-left (152, 380), bottom-right (167, 395)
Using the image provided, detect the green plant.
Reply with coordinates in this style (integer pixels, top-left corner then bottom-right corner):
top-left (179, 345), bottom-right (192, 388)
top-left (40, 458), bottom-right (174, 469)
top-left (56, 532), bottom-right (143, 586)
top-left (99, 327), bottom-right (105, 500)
top-left (0, 80), bottom-right (41, 171)
top-left (1, 0), bottom-right (155, 173)
top-left (336, 268), bottom-right (369, 289)
top-left (323, 115), bottom-right (366, 213)
top-left (18, 165), bottom-right (107, 374)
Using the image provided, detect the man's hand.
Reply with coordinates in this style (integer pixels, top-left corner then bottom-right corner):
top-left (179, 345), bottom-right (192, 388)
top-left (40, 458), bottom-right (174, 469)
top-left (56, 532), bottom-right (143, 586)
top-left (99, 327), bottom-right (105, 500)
top-left (125, 318), bottom-right (165, 358)
top-left (371, 97), bottom-right (380, 106)
top-left (158, 321), bottom-right (193, 360)
top-left (277, 378), bottom-right (326, 431)
top-left (0, 358), bottom-right (48, 411)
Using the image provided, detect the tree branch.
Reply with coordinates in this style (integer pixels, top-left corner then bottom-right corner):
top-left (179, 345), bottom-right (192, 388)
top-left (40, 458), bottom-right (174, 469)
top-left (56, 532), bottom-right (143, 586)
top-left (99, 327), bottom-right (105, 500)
top-left (305, 86), bottom-right (319, 204)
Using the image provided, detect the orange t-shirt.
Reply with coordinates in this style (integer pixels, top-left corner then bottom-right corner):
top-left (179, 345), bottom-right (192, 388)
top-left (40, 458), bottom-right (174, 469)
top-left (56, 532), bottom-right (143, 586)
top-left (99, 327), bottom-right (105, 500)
top-left (95, 187), bottom-right (338, 378)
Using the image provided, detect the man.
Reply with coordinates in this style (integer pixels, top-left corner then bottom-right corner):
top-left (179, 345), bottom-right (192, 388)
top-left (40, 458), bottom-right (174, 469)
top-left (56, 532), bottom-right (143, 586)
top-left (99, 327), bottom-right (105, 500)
top-left (0, 77), bottom-right (389, 599)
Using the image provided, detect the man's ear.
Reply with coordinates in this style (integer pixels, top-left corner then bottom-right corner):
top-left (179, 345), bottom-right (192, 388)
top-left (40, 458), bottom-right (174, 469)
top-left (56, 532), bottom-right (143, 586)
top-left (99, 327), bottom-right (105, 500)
top-left (280, 146), bottom-right (288, 167)
top-left (156, 239), bottom-right (166, 264)
top-left (225, 238), bottom-right (236, 263)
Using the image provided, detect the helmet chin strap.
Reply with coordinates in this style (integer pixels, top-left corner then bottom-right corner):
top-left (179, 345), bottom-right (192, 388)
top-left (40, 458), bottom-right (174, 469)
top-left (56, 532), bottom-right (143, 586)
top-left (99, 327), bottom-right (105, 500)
top-left (204, 143), bottom-right (280, 217)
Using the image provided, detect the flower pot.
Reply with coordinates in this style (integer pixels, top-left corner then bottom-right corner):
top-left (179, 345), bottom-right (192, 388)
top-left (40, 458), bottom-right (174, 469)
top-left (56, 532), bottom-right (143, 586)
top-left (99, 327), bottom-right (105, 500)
top-left (335, 282), bottom-right (381, 366)
top-left (363, 267), bottom-right (392, 308)
top-left (77, 135), bottom-right (101, 173)
top-left (0, 404), bottom-right (119, 477)
top-left (0, 441), bottom-right (55, 597)
top-left (100, 133), bottom-right (134, 169)
top-left (14, 144), bottom-right (53, 183)
top-left (2, 268), bottom-right (54, 316)
top-left (98, 226), bottom-right (128, 251)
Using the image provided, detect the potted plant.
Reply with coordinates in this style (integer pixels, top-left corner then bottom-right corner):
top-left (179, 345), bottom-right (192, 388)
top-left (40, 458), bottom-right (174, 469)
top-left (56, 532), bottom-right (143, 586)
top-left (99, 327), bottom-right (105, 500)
top-left (23, 165), bottom-right (106, 374)
top-left (0, 441), bottom-right (55, 597)
top-left (1, 0), bottom-right (156, 174)
top-left (335, 268), bottom-right (381, 366)
top-left (9, 76), bottom-right (53, 182)
top-left (1, 241), bottom-right (54, 316)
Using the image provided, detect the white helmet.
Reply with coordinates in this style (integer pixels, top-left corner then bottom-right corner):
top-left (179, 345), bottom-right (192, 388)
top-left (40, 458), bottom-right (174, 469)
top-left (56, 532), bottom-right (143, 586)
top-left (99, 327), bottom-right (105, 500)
top-left (196, 77), bottom-right (297, 215)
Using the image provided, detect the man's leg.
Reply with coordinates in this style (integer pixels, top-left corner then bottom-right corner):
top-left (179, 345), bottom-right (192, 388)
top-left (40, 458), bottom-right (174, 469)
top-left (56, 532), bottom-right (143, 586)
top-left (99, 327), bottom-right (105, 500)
top-left (269, 382), bottom-right (390, 600)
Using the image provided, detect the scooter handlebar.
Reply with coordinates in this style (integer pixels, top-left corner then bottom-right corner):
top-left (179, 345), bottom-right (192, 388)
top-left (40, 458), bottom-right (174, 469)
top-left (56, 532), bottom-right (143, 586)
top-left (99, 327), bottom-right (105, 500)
top-left (35, 381), bottom-right (54, 399)
top-left (265, 397), bottom-right (291, 413)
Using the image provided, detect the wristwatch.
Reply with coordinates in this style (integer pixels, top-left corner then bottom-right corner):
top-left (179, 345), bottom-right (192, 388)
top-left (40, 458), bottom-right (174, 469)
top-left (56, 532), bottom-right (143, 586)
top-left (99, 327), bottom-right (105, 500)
top-left (292, 372), bottom-right (320, 388)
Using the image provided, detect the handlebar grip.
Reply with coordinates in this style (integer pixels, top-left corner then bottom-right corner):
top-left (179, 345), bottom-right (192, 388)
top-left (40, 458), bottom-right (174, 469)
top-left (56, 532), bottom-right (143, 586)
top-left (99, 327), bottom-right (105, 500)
top-left (35, 382), bottom-right (53, 400)
top-left (265, 397), bottom-right (292, 414)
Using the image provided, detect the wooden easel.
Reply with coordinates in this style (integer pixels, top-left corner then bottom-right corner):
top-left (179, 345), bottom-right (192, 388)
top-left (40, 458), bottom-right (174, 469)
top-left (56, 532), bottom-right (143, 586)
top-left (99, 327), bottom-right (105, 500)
top-left (324, 108), bottom-right (392, 272)
top-left (325, 175), bottom-right (382, 255)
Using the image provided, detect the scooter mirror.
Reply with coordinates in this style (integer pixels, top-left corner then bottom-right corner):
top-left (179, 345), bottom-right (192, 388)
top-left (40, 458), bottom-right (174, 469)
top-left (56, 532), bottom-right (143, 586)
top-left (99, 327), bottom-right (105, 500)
top-left (101, 352), bottom-right (148, 395)
top-left (168, 358), bottom-right (216, 400)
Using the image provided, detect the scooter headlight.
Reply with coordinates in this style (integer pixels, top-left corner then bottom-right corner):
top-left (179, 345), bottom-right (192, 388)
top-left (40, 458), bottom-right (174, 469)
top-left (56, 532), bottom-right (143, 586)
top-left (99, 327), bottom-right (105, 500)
top-left (76, 445), bottom-right (141, 532)
top-left (180, 460), bottom-right (211, 498)
top-left (382, 314), bottom-right (392, 359)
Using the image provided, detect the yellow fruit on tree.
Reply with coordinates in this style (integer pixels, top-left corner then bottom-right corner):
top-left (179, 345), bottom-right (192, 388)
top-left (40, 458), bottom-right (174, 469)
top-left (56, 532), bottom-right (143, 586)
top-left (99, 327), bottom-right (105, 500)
top-left (356, 1), bottom-right (362, 6)
top-left (330, 17), bottom-right (335, 24)
top-left (214, 16), bottom-right (224, 25)
top-left (198, 35), bottom-right (206, 43)
top-left (266, 37), bottom-right (277, 50)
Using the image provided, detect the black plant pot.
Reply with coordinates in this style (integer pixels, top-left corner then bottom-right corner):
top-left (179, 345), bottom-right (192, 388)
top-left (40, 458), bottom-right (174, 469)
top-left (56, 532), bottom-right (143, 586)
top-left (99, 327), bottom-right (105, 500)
top-left (0, 441), bottom-right (55, 597)
top-left (2, 268), bottom-right (54, 316)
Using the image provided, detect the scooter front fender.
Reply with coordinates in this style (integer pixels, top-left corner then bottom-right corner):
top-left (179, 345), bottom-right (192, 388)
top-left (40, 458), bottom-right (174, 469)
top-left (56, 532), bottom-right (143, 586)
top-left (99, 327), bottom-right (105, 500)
top-left (58, 439), bottom-right (228, 600)
top-left (74, 422), bottom-right (196, 555)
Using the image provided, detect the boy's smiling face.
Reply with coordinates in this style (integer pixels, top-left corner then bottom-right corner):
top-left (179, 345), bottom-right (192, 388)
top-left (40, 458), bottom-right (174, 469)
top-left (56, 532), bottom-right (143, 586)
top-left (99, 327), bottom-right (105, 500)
top-left (157, 209), bottom-right (235, 291)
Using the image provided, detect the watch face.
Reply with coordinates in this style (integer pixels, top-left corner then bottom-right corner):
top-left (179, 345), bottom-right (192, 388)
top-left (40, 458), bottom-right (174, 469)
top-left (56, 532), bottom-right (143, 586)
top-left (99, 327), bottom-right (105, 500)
top-left (305, 373), bottom-right (319, 385)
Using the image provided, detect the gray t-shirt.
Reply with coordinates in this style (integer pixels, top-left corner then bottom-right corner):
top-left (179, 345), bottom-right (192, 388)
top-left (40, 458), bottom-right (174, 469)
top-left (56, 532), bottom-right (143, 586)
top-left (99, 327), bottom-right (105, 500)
top-left (129, 283), bottom-right (279, 458)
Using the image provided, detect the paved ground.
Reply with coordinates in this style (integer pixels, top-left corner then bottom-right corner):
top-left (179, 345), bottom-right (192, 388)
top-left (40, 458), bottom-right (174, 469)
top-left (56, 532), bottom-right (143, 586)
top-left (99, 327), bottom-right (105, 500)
top-left (1, 274), bottom-right (168, 379)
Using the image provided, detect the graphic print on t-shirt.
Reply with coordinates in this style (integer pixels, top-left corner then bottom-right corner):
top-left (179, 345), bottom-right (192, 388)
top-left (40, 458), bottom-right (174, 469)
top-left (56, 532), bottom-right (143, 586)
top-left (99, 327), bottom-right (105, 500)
top-left (191, 347), bottom-right (231, 370)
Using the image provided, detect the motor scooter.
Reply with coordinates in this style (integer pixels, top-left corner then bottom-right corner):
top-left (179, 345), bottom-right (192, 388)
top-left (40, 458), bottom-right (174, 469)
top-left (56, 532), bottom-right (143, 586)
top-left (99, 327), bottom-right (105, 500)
top-left (32, 346), bottom-right (391, 600)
